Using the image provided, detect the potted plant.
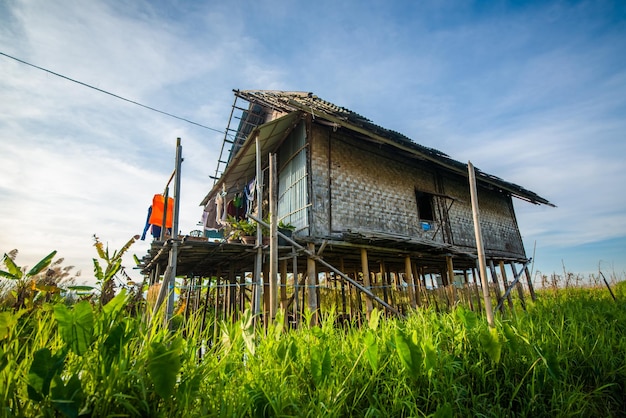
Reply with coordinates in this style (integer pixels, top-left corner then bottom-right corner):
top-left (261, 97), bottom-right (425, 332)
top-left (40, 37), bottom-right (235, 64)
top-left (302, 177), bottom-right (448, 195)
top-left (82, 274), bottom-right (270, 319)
top-left (278, 220), bottom-right (295, 246)
top-left (228, 216), bottom-right (257, 245)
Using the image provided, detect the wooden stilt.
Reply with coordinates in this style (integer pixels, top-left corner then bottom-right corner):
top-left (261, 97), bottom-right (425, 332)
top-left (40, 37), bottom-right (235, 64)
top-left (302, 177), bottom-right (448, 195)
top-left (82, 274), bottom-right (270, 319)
top-left (361, 248), bottom-right (374, 319)
top-left (472, 268), bottom-right (482, 312)
top-left (307, 242), bottom-right (318, 325)
top-left (463, 270), bottom-right (474, 310)
top-left (488, 260), bottom-right (504, 313)
top-left (524, 265), bottom-right (537, 301)
top-left (510, 262), bottom-right (527, 311)
top-left (354, 271), bottom-right (363, 324)
top-left (380, 261), bottom-right (389, 305)
top-left (280, 259), bottom-right (288, 322)
top-left (412, 262), bottom-right (422, 307)
top-left (446, 256), bottom-right (457, 306)
top-left (228, 264), bottom-right (236, 318)
top-left (292, 251), bottom-right (299, 326)
top-left (263, 262), bottom-right (270, 327)
top-left (468, 161), bottom-right (495, 328)
top-left (340, 258), bottom-right (347, 318)
top-left (499, 261), bottom-right (514, 312)
top-left (405, 256), bottom-right (417, 309)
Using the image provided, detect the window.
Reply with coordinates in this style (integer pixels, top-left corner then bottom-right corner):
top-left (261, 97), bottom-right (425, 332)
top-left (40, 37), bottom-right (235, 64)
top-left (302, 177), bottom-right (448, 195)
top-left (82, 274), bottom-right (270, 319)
top-left (415, 189), bottom-right (435, 221)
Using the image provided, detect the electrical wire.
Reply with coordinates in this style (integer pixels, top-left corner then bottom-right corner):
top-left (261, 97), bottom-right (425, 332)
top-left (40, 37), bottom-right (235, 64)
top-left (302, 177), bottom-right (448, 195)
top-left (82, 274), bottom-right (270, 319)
top-left (0, 50), bottom-right (224, 134)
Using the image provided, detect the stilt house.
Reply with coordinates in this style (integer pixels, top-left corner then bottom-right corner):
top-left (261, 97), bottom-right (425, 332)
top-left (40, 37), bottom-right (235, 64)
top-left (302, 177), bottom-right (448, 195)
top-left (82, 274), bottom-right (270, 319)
top-left (140, 89), bottom-right (553, 321)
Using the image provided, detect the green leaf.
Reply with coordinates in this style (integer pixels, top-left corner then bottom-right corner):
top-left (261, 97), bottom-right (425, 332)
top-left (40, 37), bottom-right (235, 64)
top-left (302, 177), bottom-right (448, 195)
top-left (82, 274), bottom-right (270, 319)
top-left (54, 301), bottom-right (94, 356)
top-left (0, 311), bottom-right (19, 341)
top-left (27, 348), bottom-right (66, 401)
top-left (102, 289), bottom-right (128, 320)
top-left (66, 285), bottom-right (95, 292)
top-left (26, 250), bottom-right (57, 277)
top-left (92, 259), bottom-right (103, 282)
top-left (0, 269), bottom-right (18, 280)
top-left (423, 339), bottom-right (438, 376)
top-left (147, 339), bottom-right (182, 399)
top-left (0, 347), bottom-right (7, 374)
top-left (103, 259), bottom-right (122, 282)
top-left (534, 345), bottom-right (562, 380)
top-left (365, 331), bottom-right (379, 371)
top-left (1, 253), bottom-right (21, 279)
top-left (479, 327), bottom-right (502, 364)
top-left (394, 328), bottom-right (422, 376)
top-left (368, 307), bottom-right (381, 331)
top-left (432, 402), bottom-right (453, 418)
top-left (50, 374), bottom-right (83, 418)
top-left (310, 345), bottom-right (331, 386)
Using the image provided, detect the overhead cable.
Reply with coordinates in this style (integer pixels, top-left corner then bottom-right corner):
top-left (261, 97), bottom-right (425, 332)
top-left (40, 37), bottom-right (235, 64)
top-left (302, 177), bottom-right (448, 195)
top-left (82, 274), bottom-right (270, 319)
top-left (0, 51), bottom-right (224, 134)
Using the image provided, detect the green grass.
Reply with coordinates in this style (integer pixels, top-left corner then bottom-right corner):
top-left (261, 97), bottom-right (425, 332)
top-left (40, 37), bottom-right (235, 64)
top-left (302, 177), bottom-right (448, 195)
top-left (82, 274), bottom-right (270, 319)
top-left (1, 283), bottom-right (625, 417)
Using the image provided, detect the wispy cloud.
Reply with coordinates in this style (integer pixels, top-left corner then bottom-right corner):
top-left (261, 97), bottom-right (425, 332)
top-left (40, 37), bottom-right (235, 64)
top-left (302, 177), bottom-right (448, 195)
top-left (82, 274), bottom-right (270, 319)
top-left (1, 0), bottom-right (625, 278)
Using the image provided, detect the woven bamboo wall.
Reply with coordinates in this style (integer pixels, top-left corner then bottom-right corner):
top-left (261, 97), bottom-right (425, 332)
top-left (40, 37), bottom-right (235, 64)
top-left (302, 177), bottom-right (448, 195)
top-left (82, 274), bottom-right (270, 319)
top-left (308, 122), bottom-right (526, 258)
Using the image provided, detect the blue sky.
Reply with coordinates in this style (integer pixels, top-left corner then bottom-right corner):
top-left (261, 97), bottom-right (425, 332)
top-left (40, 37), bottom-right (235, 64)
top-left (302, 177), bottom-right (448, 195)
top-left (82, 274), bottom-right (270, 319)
top-left (1, 0), bottom-right (625, 283)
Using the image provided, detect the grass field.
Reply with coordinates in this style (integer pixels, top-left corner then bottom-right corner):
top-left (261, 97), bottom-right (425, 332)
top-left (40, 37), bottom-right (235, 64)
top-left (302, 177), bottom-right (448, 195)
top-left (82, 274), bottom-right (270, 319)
top-left (1, 278), bottom-right (625, 417)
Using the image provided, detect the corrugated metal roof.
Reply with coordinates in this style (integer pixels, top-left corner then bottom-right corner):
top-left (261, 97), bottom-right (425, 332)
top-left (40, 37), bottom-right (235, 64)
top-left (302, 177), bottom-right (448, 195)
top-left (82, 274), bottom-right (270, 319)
top-left (232, 89), bottom-right (554, 207)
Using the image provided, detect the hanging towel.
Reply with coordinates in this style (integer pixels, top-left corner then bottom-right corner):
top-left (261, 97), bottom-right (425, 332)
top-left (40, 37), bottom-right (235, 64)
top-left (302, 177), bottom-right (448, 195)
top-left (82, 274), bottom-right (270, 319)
top-left (141, 206), bottom-right (152, 241)
top-left (149, 194), bottom-right (174, 228)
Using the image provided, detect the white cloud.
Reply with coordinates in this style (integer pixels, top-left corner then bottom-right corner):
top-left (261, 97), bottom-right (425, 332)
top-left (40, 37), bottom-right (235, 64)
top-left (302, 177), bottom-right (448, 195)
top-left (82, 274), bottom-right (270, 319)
top-left (1, 0), bottom-right (625, 280)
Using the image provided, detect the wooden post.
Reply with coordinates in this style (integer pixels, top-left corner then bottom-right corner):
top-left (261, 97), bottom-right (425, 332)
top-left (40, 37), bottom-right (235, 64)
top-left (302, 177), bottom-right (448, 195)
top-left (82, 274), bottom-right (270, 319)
top-left (488, 260), bottom-right (504, 313)
top-left (463, 270), bottom-right (473, 310)
top-left (468, 161), bottom-right (495, 328)
top-left (510, 262), bottom-right (527, 310)
top-left (340, 258), bottom-right (347, 317)
top-left (412, 262), bottom-right (423, 308)
top-left (228, 263), bottom-right (236, 317)
top-left (307, 242), bottom-right (318, 325)
top-left (380, 261), bottom-right (389, 304)
top-left (446, 256), bottom-right (456, 306)
top-left (472, 268), bottom-right (482, 312)
top-left (361, 248), bottom-right (374, 319)
top-left (404, 256), bottom-right (417, 309)
top-left (524, 265), bottom-right (537, 301)
top-left (253, 133), bottom-right (263, 320)
top-left (280, 259), bottom-right (288, 321)
top-left (499, 261), bottom-right (514, 312)
top-left (269, 153), bottom-right (278, 322)
top-left (292, 251), bottom-right (299, 325)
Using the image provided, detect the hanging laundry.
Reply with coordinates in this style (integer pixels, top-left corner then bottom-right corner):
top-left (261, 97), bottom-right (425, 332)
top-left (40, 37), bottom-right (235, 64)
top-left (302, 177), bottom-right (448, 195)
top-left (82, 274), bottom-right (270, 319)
top-left (245, 178), bottom-right (256, 216)
top-left (149, 194), bottom-right (174, 228)
top-left (141, 206), bottom-right (153, 241)
top-left (215, 193), bottom-right (224, 225)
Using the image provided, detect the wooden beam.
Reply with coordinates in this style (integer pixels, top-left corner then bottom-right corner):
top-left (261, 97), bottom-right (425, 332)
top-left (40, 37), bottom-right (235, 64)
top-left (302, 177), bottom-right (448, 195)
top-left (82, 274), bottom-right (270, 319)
top-left (307, 242), bottom-right (318, 325)
top-left (488, 260), bottom-right (504, 313)
top-left (499, 261), bottom-right (514, 312)
top-left (361, 248), bottom-right (374, 319)
top-left (405, 256), bottom-right (417, 309)
top-left (269, 153), bottom-right (278, 322)
top-left (469, 161), bottom-right (495, 328)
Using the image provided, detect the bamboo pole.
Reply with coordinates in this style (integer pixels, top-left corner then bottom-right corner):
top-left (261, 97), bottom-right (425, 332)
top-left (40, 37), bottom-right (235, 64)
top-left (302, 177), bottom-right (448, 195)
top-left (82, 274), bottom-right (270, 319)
top-left (307, 242), bottom-right (318, 325)
top-left (488, 260), bottom-right (504, 313)
top-left (405, 256), bottom-right (417, 309)
top-left (510, 262), bottom-right (527, 310)
top-left (269, 153), bottom-right (278, 322)
top-left (524, 265), bottom-right (537, 301)
top-left (499, 261), bottom-right (514, 312)
top-left (361, 249), bottom-right (374, 319)
top-left (468, 161), bottom-right (495, 328)
top-left (253, 133), bottom-right (263, 320)
top-left (248, 214), bottom-right (402, 316)
top-left (162, 138), bottom-right (182, 327)
top-left (280, 259), bottom-right (288, 316)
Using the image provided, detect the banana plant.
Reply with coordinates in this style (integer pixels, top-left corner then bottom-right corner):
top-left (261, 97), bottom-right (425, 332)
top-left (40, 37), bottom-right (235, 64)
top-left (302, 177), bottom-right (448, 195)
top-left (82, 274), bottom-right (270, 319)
top-left (92, 234), bottom-right (138, 305)
top-left (0, 250), bottom-right (57, 309)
